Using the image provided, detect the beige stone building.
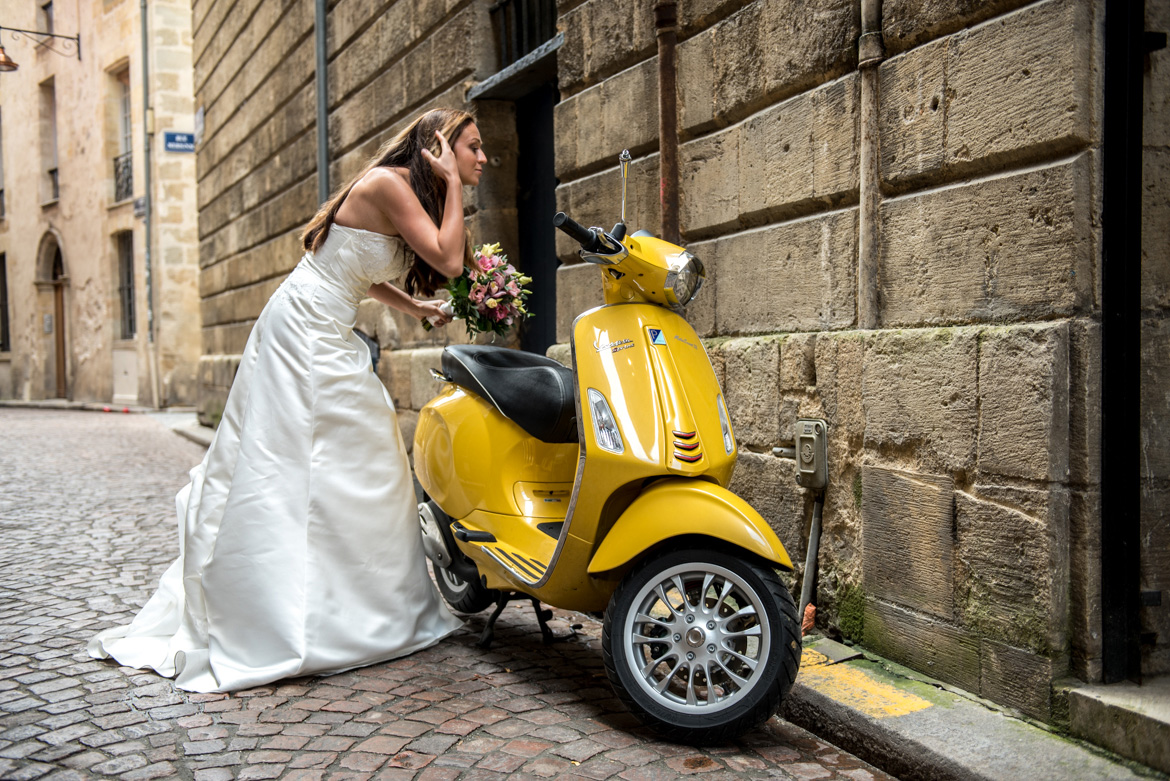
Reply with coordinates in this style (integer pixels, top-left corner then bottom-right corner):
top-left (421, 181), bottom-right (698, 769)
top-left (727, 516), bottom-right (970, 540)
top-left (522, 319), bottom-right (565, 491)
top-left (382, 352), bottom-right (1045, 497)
top-left (0, 0), bottom-right (200, 407)
top-left (190, 0), bottom-right (1167, 760)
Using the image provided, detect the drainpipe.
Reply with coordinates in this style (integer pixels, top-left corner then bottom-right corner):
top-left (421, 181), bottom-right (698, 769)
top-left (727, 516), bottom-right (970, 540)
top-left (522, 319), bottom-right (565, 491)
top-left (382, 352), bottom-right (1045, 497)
top-left (315, 0), bottom-right (329, 203)
top-left (654, 0), bottom-right (679, 244)
top-left (857, 0), bottom-right (884, 329)
top-left (141, 0), bottom-right (159, 409)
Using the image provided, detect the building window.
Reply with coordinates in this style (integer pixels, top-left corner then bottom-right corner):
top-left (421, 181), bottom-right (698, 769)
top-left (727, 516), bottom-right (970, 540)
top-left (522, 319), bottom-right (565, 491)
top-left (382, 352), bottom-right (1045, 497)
top-left (40, 1), bottom-right (54, 35)
top-left (114, 71), bottom-right (133, 202)
top-left (0, 254), bottom-right (9, 352)
top-left (117, 232), bottom-right (135, 339)
top-left (40, 78), bottom-right (58, 203)
top-left (491, 0), bottom-right (557, 69)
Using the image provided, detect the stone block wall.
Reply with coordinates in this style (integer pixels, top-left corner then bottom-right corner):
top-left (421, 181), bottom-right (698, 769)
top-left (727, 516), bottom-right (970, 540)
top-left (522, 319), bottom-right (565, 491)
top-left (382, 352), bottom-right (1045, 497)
top-left (551, 0), bottom-right (1107, 722)
top-left (1141, 0), bottom-right (1170, 677)
top-left (192, 0), bottom-right (507, 427)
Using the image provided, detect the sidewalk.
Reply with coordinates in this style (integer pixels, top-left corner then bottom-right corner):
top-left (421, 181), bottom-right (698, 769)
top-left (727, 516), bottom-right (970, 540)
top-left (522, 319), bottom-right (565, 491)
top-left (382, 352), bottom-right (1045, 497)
top-left (782, 636), bottom-right (1164, 781)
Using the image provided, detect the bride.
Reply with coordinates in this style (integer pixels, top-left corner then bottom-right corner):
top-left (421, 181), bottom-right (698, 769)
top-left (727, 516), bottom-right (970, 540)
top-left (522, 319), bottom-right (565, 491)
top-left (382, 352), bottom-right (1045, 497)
top-left (89, 109), bottom-right (486, 693)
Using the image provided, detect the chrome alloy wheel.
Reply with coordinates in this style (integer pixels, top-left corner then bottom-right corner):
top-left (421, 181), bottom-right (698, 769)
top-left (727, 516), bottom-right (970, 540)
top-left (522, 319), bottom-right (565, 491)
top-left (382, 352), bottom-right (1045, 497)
top-left (621, 562), bottom-right (771, 714)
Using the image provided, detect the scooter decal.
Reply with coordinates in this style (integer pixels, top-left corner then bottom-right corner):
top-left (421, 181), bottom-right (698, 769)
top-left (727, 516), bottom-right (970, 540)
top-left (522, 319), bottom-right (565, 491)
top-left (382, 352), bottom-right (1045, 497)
top-left (594, 337), bottom-right (634, 353)
top-left (648, 328), bottom-right (667, 346)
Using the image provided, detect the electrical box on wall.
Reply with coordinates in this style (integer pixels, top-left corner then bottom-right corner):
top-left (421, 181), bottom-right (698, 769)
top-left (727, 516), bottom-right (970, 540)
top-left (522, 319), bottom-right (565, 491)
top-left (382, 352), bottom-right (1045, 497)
top-left (795, 418), bottom-right (828, 490)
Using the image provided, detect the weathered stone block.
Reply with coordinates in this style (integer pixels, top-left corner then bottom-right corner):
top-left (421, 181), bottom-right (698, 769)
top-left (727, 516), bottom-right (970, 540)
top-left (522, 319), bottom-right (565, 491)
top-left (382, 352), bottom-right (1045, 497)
top-left (780, 333), bottom-right (816, 391)
top-left (1068, 320), bottom-right (1101, 487)
top-left (556, 263), bottom-right (606, 345)
top-left (397, 409), bottom-right (419, 455)
top-left (878, 36), bottom-right (947, 187)
top-left (410, 347), bottom-right (447, 410)
top-left (713, 209), bottom-right (857, 335)
top-left (882, 0), bottom-right (1032, 57)
top-left (598, 59), bottom-right (659, 165)
top-left (681, 128), bottom-right (740, 235)
top-left (947, 0), bottom-right (1092, 172)
top-left (955, 486), bottom-right (1068, 654)
top-left (581, 0), bottom-right (656, 89)
top-left (980, 640), bottom-right (1055, 721)
top-left (879, 157), bottom-right (1093, 326)
top-left (677, 26), bottom-right (716, 133)
top-left (722, 336), bottom-right (781, 447)
top-left (1069, 489), bottom-right (1102, 682)
top-left (739, 73), bottom-right (859, 223)
top-left (863, 598), bottom-right (981, 693)
top-left (978, 322), bottom-right (1070, 482)
top-left (862, 327), bottom-right (979, 473)
top-left (377, 350), bottom-right (413, 412)
top-left (1141, 484), bottom-right (1170, 676)
top-left (545, 342), bottom-right (572, 369)
top-left (762, 0), bottom-right (858, 103)
top-left (355, 299), bottom-right (400, 351)
top-left (728, 451), bottom-right (806, 563)
top-left (713, 2), bottom-right (766, 121)
top-left (1143, 147), bottom-right (1170, 309)
top-left (553, 96), bottom-right (578, 179)
top-left (812, 331), bottom-right (866, 440)
top-left (861, 466), bottom-right (955, 619)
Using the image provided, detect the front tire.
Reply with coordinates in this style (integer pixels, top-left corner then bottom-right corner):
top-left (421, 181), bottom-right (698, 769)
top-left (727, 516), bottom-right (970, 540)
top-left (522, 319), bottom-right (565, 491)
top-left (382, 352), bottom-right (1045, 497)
top-left (602, 547), bottom-right (801, 744)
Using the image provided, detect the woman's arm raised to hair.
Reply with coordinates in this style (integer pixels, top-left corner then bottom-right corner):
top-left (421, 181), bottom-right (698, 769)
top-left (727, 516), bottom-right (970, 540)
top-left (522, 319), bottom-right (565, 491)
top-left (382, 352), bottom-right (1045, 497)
top-left (372, 131), bottom-right (465, 279)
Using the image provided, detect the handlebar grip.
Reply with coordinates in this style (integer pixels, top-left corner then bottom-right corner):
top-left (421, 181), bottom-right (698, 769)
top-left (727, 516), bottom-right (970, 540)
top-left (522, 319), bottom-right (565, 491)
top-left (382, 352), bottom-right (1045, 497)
top-left (553, 212), bottom-right (599, 250)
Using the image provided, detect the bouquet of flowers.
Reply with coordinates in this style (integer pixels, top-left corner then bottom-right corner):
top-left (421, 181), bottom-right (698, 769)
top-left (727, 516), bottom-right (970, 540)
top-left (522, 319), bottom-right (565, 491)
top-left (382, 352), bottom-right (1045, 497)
top-left (427, 243), bottom-right (533, 338)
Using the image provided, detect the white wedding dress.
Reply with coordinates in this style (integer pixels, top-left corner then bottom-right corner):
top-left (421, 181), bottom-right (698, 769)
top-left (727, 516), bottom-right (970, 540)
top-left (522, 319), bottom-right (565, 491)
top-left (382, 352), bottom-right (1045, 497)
top-left (89, 224), bottom-right (462, 693)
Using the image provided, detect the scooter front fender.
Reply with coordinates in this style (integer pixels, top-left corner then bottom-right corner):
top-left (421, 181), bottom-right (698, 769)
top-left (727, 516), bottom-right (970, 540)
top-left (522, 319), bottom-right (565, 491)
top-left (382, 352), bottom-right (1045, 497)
top-left (586, 479), bottom-right (794, 575)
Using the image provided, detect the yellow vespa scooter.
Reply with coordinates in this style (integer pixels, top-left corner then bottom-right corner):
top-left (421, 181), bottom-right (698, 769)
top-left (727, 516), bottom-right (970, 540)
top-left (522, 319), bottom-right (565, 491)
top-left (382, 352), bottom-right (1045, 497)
top-left (414, 152), bottom-right (800, 743)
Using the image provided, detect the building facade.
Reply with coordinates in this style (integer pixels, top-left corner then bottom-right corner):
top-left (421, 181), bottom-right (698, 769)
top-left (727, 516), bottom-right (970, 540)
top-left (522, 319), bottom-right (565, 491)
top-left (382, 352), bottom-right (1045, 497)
top-left (0, 0), bottom-right (201, 407)
top-left (190, 0), bottom-right (1166, 741)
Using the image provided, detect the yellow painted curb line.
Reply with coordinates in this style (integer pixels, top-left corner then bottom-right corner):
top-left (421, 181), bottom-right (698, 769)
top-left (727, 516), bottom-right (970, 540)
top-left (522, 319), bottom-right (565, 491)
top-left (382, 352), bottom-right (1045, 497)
top-left (799, 648), bottom-right (933, 720)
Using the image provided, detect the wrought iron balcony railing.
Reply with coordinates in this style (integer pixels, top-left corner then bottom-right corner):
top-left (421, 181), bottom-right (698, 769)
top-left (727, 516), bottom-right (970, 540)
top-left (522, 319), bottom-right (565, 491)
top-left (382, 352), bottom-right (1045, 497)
top-left (490, 0), bottom-right (556, 69)
top-left (114, 152), bottom-right (133, 202)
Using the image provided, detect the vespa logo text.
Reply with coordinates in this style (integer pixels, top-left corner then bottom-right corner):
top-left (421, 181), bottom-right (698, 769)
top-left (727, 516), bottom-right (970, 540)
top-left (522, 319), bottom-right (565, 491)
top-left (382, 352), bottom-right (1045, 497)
top-left (595, 337), bottom-right (634, 354)
top-left (674, 334), bottom-right (699, 350)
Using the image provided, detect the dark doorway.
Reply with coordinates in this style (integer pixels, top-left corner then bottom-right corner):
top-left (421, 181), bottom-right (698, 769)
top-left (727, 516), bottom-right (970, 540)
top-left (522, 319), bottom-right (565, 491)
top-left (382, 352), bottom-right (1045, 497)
top-left (515, 82), bottom-right (558, 357)
top-left (52, 247), bottom-right (66, 399)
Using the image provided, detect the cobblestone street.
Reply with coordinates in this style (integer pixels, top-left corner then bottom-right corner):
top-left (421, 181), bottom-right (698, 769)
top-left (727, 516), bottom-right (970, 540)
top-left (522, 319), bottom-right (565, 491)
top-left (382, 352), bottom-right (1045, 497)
top-left (0, 408), bottom-right (893, 781)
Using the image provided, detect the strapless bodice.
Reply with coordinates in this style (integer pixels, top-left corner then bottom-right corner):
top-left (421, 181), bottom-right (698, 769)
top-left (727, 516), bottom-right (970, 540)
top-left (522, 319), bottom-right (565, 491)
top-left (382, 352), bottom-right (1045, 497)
top-left (297, 224), bottom-right (414, 306)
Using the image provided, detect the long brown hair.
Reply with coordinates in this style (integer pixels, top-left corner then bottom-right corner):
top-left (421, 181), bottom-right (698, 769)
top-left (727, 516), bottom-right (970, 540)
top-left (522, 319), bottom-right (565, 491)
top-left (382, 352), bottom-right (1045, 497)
top-left (301, 108), bottom-right (476, 296)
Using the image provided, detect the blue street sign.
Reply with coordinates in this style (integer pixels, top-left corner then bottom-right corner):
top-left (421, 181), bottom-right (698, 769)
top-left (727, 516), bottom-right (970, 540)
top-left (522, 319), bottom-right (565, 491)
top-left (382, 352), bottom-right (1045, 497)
top-left (163, 132), bottom-right (195, 153)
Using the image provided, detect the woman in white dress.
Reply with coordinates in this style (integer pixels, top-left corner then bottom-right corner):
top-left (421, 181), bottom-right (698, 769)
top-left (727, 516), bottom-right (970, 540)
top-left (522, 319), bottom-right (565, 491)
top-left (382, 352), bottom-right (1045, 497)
top-left (89, 109), bottom-right (486, 693)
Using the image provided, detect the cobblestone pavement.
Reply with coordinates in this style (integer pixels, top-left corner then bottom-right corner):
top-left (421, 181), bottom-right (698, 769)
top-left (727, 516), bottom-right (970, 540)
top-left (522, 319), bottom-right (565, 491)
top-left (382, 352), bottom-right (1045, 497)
top-left (0, 408), bottom-right (895, 781)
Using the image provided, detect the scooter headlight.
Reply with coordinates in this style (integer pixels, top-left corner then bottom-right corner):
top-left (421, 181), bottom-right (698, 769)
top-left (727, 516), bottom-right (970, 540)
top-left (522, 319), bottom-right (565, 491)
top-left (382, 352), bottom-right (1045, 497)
top-left (587, 388), bottom-right (624, 454)
top-left (663, 251), bottom-right (705, 311)
top-left (717, 394), bottom-right (735, 454)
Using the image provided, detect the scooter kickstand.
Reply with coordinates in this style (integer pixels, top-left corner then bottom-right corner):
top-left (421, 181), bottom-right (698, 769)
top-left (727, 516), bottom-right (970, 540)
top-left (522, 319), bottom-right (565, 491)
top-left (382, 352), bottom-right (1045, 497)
top-left (530, 598), bottom-right (556, 645)
top-left (477, 593), bottom-right (511, 649)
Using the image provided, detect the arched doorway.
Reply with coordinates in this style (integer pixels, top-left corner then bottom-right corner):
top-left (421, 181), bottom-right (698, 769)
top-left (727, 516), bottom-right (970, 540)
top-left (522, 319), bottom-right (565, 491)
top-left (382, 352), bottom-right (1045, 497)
top-left (35, 232), bottom-right (68, 399)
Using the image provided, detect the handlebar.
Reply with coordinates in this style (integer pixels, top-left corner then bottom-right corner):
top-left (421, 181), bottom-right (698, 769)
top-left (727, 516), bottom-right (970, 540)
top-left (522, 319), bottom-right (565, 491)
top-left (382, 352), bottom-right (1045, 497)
top-left (553, 212), bottom-right (601, 251)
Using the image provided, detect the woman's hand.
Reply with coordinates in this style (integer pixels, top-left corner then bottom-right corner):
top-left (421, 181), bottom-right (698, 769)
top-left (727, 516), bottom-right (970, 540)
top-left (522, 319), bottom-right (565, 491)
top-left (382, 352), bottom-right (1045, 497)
top-left (420, 130), bottom-right (460, 185)
top-left (415, 299), bottom-right (453, 327)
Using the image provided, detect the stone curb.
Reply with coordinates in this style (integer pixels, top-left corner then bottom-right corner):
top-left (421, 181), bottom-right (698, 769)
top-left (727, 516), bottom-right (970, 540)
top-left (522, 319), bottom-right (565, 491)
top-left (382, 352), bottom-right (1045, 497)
top-left (780, 638), bottom-right (1162, 781)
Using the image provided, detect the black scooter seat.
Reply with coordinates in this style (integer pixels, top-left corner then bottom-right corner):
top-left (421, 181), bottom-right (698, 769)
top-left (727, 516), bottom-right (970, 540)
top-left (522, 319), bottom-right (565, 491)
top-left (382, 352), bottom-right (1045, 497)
top-left (441, 345), bottom-right (578, 444)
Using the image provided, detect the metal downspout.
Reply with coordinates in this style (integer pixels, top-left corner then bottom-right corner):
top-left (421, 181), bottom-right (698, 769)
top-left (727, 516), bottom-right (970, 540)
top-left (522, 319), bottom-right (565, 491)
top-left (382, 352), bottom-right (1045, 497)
top-left (140, 0), bottom-right (159, 408)
top-left (655, 1), bottom-right (679, 245)
top-left (315, 0), bottom-right (329, 203)
top-left (857, 0), bottom-right (884, 329)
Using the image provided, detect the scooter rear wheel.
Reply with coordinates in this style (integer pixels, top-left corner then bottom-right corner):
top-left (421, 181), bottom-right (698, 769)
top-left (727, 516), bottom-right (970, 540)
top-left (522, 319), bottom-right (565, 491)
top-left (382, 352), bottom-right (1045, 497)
top-left (432, 559), bottom-right (497, 614)
top-left (602, 547), bottom-right (801, 745)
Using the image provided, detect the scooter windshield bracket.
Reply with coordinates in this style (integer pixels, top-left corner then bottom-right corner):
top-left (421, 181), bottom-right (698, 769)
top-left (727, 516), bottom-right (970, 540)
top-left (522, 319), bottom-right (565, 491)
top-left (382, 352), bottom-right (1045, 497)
top-left (579, 231), bottom-right (628, 266)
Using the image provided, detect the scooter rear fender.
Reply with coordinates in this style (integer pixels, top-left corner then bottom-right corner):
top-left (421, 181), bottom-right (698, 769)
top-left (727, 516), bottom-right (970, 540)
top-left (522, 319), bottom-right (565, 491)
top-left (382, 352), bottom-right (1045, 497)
top-left (586, 478), bottom-right (794, 575)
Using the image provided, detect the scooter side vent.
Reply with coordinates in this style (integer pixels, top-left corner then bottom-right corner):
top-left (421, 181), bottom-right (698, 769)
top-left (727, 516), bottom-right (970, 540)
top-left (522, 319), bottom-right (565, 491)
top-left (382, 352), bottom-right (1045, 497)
top-left (673, 430), bottom-right (702, 463)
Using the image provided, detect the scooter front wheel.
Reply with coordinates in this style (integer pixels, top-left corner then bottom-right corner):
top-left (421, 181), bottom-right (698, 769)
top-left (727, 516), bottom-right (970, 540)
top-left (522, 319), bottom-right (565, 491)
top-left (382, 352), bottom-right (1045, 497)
top-left (602, 547), bottom-right (801, 744)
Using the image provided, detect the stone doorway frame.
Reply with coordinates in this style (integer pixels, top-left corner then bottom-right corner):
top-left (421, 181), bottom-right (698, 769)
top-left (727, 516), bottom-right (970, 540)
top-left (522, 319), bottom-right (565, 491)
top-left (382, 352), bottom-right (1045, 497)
top-left (34, 230), bottom-right (70, 400)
